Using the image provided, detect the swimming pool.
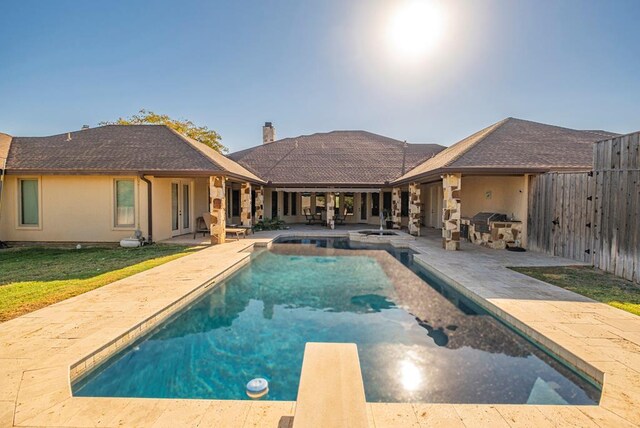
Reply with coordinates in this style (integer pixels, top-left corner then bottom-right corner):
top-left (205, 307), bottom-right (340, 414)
top-left (73, 237), bottom-right (600, 404)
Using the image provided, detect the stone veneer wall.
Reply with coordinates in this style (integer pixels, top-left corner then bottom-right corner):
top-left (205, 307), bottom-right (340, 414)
top-left (240, 182), bottom-right (252, 227)
top-left (209, 176), bottom-right (226, 244)
top-left (391, 187), bottom-right (402, 229)
top-left (327, 192), bottom-right (336, 229)
top-left (255, 186), bottom-right (264, 223)
top-left (326, 192), bottom-right (335, 229)
top-left (442, 173), bottom-right (461, 251)
top-left (408, 182), bottom-right (421, 236)
top-left (462, 219), bottom-right (523, 250)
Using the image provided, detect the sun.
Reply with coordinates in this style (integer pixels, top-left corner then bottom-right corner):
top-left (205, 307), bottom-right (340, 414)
top-left (386, 1), bottom-right (446, 60)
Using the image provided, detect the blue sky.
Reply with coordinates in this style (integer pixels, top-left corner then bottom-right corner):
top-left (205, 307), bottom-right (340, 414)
top-left (1, 0), bottom-right (639, 151)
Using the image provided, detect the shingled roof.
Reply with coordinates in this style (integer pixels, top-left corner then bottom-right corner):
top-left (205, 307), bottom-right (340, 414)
top-left (228, 130), bottom-right (445, 185)
top-left (5, 125), bottom-right (263, 183)
top-left (394, 118), bottom-right (617, 184)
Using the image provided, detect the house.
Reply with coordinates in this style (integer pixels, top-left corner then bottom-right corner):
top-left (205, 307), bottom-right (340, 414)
top-left (0, 125), bottom-right (264, 244)
top-left (0, 118), bottom-right (616, 249)
top-left (228, 124), bottom-right (445, 228)
top-left (229, 119), bottom-right (615, 250)
top-left (389, 118), bottom-right (616, 250)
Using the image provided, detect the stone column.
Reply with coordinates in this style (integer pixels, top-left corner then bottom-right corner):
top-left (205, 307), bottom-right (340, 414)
top-left (255, 186), bottom-right (264, 223)
top-left (408, 182), bottom-right (421, 236)
top-left (391, 187), bottom-right (402, 229)
top-left (310, 192), bottom-right (317, 215)
top-left (240, 182), bottom-right (252, 227)
top-left (209, 176), bottom-right (226, 245)
top-left (326, 192), bottom-right (335, 229)
top-left (442, 173), bottom-right (462, 250)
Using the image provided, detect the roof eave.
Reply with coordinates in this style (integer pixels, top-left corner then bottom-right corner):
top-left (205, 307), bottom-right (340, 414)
top-left (262, 182), bottom-right (389, 188)
top-left (391, 165), bottom-right (594, 185)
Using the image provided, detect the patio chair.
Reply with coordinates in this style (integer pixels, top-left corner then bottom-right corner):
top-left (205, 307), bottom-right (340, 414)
top-left (334, 208), bottom-right (347, 226)
top-left (303, 208), bottom-right (323, 225)
top-left (193, 213), bottom-right (210, 239)
top-left (226, 227), bottom-right (247, 240)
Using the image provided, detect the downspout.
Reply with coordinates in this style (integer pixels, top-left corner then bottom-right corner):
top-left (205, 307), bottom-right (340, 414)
top-left (139, 174), bottom-right (153, 244)
top-left (0, 158), bottom-right (7, 248)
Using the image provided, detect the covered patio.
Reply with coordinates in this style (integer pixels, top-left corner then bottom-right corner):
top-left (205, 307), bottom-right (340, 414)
top-left (391, 118), bottom-right (614, 251)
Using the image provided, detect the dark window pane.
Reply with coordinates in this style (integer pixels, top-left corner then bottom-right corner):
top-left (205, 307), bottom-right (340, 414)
top-left (401, 191), bottom-right (409, 217)
top-left (344, 193), bottom-right (354, 215)
top-left (291, 192), bottom-right (297, 216)
top-left (20, 179), bottom-right (39, 225)
top-left (315, 193), bottom-right (325, 214)
top-left (371, 193), bottom-right (380, 217)
top-left (232, 190), bottom-right (240, 216)
top-left (251, 190), bottom-right (256, 216)
top-left (116, 180), bottom-right (135, 227)
top-left (383, 192), bottom-right (392, 213)
top-left (360, 193), bottom-right (367, 220)
top-left (283, 191), bottom-right (289, 216)
top-left (271, 191), bottom-right (278, 218)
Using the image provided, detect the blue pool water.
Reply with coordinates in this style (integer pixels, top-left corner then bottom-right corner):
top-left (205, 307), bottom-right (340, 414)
top-left (74, 237), bottom-right (600, 404)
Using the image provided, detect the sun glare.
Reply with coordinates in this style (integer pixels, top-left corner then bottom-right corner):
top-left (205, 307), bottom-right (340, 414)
top-left (399, 359), bottom-right (423, 392)
top-left (386, 1), bottom-right (446, 61)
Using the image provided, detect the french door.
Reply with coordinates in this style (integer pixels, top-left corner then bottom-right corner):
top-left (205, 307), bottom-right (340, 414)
top-left (171, 180), bottom-right (193, 236)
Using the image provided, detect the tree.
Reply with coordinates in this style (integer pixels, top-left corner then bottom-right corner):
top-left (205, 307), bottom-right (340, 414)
top-left (100, 109), bottom-right (227, 153)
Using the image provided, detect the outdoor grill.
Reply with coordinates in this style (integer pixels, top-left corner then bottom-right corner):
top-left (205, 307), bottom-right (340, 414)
top-left (470, 212), bottom-right (508, 234)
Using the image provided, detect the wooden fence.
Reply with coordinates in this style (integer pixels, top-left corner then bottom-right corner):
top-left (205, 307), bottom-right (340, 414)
top-left (527, 132), bottom-right (640, 283)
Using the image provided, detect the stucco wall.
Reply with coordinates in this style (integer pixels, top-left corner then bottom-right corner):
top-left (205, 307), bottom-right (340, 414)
top-left (193, 178), bottom-right (209, 219)
top-left (460, 175), bottom-right (527, 222)
top-left (0, 175), bottom-right (243, 243)
top-left (460, 175), bottom-right (529, 247)
top-left (0, 175), bottom-right (148, 243)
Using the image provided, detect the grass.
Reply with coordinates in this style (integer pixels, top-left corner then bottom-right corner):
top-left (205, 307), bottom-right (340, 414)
top-left (0, 245), bottom-right (201, 322)
top-left (510, 265), bottom-right (640, 316)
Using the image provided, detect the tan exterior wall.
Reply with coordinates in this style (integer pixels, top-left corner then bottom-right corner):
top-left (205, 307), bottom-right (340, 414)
top-left (0, 175), bottom-right (148, 243)
top-left (460, 175), bottom-right (528, 247)
top-left (193, 178), bottom-right (209, 220)
top-left (460, 175), bottom-right (527, 222)
top-left (0, 175), bottom-right (215, 243)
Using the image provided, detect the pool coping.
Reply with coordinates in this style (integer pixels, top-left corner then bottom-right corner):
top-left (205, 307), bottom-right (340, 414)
top-left (1, 230), bottom-right (639, 427)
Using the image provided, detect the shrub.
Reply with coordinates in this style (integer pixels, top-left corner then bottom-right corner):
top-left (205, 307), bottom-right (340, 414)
top-left (253, 217), bottom-right (286, 231)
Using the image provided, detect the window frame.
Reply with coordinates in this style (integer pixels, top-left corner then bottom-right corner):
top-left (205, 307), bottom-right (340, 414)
top-left (16, 177), bottom-right (42, 229)
top-left (113, 178), bottom-right (137, 229)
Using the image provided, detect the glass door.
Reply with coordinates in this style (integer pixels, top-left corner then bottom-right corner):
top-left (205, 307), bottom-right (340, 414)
top-left (182, 183), bottom-right (190, 230)
top-left (171, 183), bottom-right (180, 235)
top-left (171, 180), bottom-right (193, 236)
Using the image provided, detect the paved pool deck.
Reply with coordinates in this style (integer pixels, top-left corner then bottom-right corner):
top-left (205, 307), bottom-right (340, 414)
top-left (1, 227), bottom-right (639, 427)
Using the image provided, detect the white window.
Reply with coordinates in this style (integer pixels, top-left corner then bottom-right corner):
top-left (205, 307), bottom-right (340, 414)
top-left (114, 179), bottom-right (135, 227)
top-left (18, 178), bottom-right (39, 227)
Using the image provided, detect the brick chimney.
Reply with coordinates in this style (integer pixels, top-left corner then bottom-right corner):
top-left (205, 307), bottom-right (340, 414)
top-left (263, 122), bottom-right (275, 144)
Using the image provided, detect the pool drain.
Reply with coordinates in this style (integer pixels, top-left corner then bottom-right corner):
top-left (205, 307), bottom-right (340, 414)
top-left (246, 378), bottom-right (269, 399)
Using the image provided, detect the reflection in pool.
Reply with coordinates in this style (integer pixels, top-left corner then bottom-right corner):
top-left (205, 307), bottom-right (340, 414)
top-left (74, 238), bottom-right (600, 404)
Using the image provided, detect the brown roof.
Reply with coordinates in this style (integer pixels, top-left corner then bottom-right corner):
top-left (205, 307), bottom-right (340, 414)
top-left (394, 118), bottom-right (618, 184)
top-left (5, 125), bottom-right (263, 183)
top-left (229, 130), bottom-right (445, 185)
top-left (0, 133), bottom-right (11, 166)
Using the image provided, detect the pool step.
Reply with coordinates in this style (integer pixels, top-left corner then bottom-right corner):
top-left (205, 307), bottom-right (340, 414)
top-left (293, 342), bottom-right (369, 428)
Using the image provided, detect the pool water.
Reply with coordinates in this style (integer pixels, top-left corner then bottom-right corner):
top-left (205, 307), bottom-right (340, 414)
top-left (74, 238), bottom-right (600, 404)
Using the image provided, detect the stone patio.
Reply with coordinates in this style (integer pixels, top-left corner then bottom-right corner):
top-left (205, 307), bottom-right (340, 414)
top-left (0, 226), bottom-right (639, 427)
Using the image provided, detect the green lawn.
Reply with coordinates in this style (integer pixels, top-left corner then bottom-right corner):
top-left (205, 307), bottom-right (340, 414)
top-left (0, 245), bottom-right (201, 322)
top-left (510, 265), bottom-right (640, 316)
